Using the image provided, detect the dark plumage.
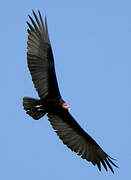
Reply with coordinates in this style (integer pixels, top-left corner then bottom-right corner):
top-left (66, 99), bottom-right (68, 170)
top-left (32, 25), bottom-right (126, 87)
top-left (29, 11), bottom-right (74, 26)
top-left (23, 10), bottom-right (118, 173)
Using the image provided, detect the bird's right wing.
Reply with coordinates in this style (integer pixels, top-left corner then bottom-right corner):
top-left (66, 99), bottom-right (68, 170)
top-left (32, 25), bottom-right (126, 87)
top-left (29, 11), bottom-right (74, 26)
top-left (47, 109), bottom-right (118, 173)
top-left (26, 11), bottom-right (61, 99)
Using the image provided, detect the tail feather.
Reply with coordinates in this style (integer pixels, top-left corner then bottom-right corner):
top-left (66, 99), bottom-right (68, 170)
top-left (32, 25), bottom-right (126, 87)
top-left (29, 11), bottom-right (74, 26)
top-left (23, 97), bottom-right (46, 120)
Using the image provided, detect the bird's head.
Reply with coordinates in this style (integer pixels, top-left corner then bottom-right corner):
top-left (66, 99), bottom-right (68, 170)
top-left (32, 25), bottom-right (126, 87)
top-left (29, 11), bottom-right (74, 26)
top-left (62, 102), bottom-right (70, 111)
top-left (60, 98), bottom-right (70, 111)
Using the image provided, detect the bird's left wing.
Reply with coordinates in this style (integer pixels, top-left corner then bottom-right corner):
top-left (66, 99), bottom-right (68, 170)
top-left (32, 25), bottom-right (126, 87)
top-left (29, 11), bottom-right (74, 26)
top-left (47, 109), bottom-right (118, 173)
top-left (26, 10), bottom-right (61, 99)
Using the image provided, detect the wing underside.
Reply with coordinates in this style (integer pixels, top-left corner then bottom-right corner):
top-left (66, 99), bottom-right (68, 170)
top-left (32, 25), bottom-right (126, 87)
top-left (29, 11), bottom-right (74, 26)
top-left (47, 109), bottom-right (118, 173)
top-left (27, 10), bottom-right (61, 99)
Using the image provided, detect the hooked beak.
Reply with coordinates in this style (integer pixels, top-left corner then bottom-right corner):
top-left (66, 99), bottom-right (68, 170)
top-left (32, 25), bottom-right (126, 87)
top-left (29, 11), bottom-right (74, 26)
top-left (62, 103), bottom-right (71, 111)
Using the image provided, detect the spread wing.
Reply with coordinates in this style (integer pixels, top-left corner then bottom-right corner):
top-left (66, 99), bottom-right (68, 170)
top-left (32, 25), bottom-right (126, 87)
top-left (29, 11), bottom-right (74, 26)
top-left (26, 10), bottom-right (61, 99)
top-left (47, 109), bottom-right (118, 173)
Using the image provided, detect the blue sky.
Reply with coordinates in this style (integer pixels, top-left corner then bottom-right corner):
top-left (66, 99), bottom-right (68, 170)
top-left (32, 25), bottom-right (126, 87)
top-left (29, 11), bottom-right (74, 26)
top-left (0, 0), bottom-right (130, 179)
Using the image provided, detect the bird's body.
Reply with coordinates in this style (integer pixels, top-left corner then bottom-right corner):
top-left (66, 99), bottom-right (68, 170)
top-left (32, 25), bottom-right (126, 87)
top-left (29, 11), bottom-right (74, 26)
top-left (23, 10), bottom-right (118, 173)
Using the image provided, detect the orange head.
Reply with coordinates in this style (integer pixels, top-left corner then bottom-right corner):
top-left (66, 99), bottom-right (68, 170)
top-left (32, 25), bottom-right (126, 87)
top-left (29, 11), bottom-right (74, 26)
top-left (62, 103), bottom-right (70, 111)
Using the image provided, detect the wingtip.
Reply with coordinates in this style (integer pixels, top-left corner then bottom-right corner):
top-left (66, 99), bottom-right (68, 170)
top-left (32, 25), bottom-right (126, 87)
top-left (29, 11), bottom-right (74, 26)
top-left (28, 15), bottom-right (32, 21)
top-left (107, 156), bottom-right (119, 169)
top-left (32, 9), bottom-right (35, 16)
top-left (38, 9), bottom-right (41, 14)
top-left (45, 16), bottom-right (47, 26)
top-left (96, 162), bottom-right (101, 172)
top-left (108, 155), bottom-right (118, 161)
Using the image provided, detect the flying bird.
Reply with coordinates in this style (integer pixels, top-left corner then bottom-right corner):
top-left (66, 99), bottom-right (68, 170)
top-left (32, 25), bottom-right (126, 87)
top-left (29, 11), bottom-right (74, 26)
top-left (23, 10), bottom-right (118, 173)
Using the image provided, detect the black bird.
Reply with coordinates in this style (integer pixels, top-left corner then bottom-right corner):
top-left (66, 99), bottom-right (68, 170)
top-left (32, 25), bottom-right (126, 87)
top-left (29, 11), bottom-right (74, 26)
top-left (23, 10), bottom-right (118, 173)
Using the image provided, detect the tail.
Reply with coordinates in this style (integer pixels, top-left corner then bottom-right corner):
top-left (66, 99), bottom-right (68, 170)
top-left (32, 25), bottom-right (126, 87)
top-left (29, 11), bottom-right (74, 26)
top-left (23, 97), bottom-right (47, 120)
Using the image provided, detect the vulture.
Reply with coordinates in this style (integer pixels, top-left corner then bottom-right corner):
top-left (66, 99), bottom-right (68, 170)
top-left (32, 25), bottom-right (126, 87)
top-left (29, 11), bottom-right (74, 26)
top-left (23, 10), bottom-right (118, 173)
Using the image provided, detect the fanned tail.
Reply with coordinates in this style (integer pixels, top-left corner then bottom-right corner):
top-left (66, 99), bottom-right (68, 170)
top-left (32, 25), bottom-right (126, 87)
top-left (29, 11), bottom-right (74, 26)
top-left (23, 97), bottom-right (46, 120)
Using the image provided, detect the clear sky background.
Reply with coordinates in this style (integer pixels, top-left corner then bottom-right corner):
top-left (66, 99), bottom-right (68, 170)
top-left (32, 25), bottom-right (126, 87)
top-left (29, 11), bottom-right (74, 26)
top-left (0, 0), bottom-right (130, 179)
